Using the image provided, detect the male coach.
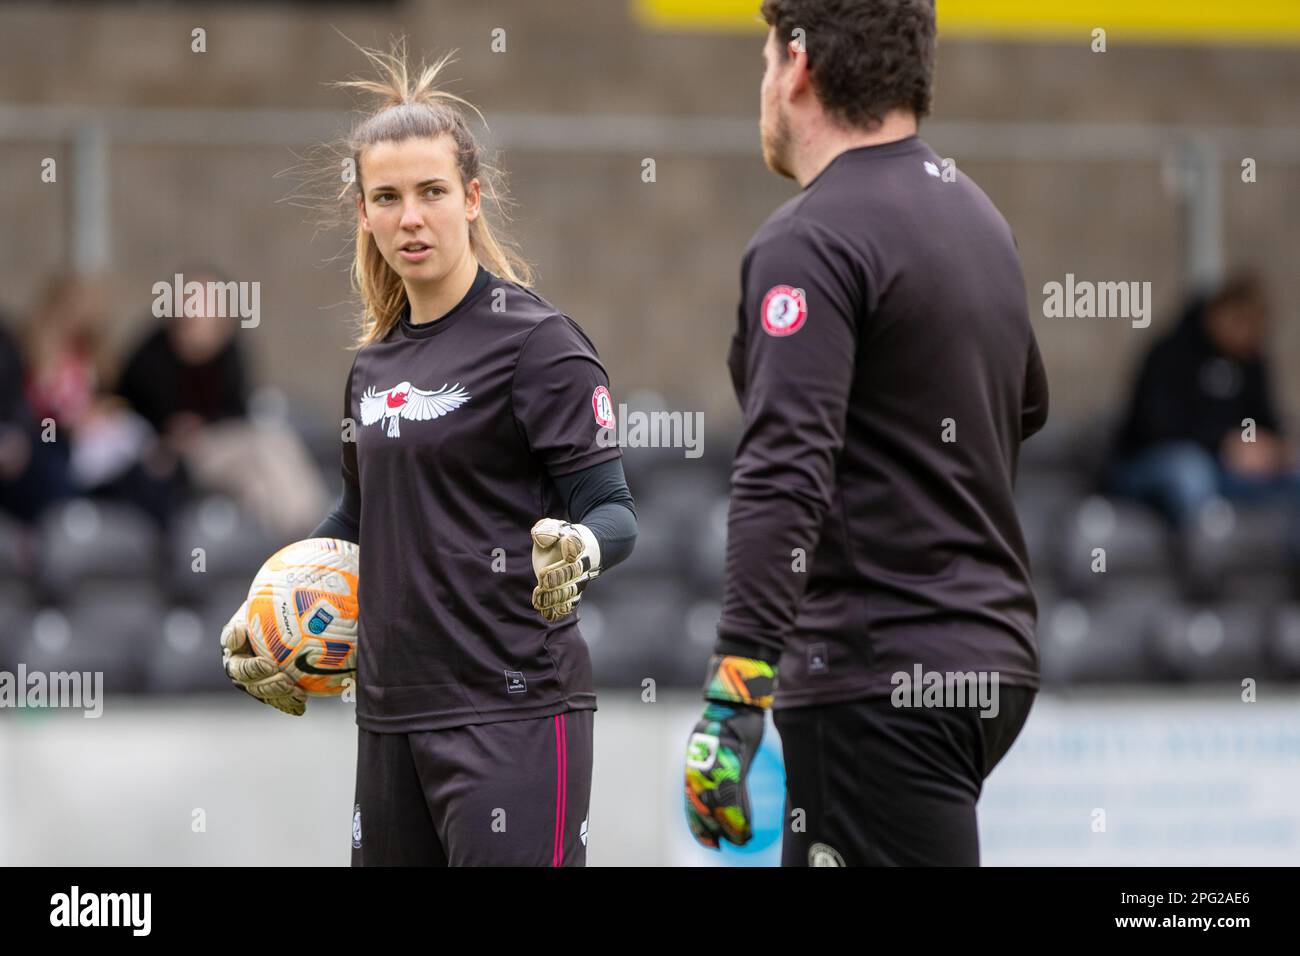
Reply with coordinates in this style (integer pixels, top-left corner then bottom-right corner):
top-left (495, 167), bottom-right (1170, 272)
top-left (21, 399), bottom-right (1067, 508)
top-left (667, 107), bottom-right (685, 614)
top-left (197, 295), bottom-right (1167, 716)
top-left (683, 0), bottom-right (1050, 866)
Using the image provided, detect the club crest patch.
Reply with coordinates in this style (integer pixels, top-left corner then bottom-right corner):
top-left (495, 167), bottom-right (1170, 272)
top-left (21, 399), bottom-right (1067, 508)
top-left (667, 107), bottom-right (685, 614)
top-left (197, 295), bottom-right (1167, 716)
top-left (760, 285), bottom-right (808, 337)
top-left (808, 842), bottom-right (845, 866)
top-left (592, 385), bottom-right (616, 429)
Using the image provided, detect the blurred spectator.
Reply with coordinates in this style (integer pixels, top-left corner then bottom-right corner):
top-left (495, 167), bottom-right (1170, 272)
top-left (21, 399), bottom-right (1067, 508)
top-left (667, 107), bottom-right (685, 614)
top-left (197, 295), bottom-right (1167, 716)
top-left (1105, 274), bottom-right (1300, 583)
top-left (16, 274), bottom-right (182, 525)
top-left (0, 315), bottom-right (75, 521)
top-left (116, 268), bottom-right (327, 538)
top-left (116, 281), bottom-right (248, 435)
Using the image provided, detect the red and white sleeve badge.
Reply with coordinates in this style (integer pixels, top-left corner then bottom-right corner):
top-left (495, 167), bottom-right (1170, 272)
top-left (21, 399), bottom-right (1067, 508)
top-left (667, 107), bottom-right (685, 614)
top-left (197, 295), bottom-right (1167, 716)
top-left (760, 285), bottom-right (808, 336)
top-left (592, 385), bottom-right (616, 429)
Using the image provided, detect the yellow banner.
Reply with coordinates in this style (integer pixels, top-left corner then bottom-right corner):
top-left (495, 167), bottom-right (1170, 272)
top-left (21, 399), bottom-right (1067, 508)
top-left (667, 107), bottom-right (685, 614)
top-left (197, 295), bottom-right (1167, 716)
top-left (633, 0), bottom-right (1300, 44)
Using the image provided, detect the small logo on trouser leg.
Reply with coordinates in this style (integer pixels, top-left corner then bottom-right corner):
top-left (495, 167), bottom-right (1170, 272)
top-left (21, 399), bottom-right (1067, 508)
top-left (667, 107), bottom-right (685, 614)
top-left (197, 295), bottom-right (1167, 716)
top-left (352, 804), bottom-right (362, 849)
top-left (580, 818), bottom-right (589, 847)
top-left (808, 842), bottom-right (844, 866)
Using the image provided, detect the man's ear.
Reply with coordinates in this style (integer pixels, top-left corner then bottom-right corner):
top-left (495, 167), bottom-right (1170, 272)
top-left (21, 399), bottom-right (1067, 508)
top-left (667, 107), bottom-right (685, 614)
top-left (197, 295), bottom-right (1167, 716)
top-left (355, 192), bottom-right (372, 234)
top-left (785, 38), bottom-right (813, 99)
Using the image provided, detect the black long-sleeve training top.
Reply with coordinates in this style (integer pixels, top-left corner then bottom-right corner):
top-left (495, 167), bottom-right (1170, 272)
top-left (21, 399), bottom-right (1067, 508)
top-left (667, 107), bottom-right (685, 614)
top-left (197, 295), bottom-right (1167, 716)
top-left (312, 266), bottom-right (636, 732)
top-left (716, 137), bottom-right (1048, 708)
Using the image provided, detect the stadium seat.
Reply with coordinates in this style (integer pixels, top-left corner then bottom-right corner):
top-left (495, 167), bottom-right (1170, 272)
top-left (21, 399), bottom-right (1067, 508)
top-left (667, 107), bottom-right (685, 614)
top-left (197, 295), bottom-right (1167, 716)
top-left (612, 495), bottom-right (691, 577)
top-left (1018, 416), bottom-right (1115, 486)
top-left (36, 498), bottom-right (160, 601)
top-left (16, 591), bottom-right (165, 696)
top-left (1263, 603), bottom-right (1300, 679)
top-left (1181, 498), bottom-right (1294, 602)
top-left (0, 602), bottom-right (34, 672)
top-left (1049, 494), bottom-right (1173, 597)
top-left (0, 513), bottom-right (37, 644)
top-left (1037, 582), bottom-right (1181, 684)
top-left (582, 575), bottom-right (697, 689)
top-left (166, 495), bottom-right (282, 601)
top-left (684, 494), bottom-right (728, 600)
top-left (142, 577), bottom-right (251, 696)
top-left (146, 602), bottom-right (240, 695)
top-left (1015, 471), bottom-right (1092, 574)
top-left (0, 509), bottom-right (34, 579)
top-left (1147, 600), bottom-right (1269, 681)
top-left (194, 576), bottom-right (256, 640)
top-left (678, 596), bottom-right (721, 684)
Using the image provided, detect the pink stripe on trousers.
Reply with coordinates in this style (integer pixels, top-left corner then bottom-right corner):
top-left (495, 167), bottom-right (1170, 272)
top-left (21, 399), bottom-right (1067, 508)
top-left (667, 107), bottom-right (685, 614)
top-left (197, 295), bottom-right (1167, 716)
top-left (553, 714), bottom-right (568, 866)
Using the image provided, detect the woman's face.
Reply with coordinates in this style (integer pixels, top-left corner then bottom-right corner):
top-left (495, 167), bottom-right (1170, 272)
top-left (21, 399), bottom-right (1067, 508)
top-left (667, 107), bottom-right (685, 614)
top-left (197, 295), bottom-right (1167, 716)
top-left (356, 134), bottom-right (481, 288)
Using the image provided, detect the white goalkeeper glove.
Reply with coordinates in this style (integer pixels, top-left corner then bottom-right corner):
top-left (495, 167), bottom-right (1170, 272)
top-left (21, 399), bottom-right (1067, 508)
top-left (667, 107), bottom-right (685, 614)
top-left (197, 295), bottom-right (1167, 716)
top-left (220, 598), bottom-right (307, 716)
top-left (530, 518), bottom-right (601, 623)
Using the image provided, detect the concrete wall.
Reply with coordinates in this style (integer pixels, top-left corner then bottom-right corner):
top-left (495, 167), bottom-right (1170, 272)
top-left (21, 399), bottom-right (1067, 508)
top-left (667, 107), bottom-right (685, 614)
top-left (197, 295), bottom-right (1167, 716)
top-left (2, 1), bottom-right (1297, 431)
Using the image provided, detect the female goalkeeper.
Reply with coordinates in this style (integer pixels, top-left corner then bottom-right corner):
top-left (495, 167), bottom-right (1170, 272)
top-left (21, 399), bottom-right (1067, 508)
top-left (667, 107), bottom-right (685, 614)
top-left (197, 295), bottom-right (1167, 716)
top-left (220, 42), bottom-right (636, 867)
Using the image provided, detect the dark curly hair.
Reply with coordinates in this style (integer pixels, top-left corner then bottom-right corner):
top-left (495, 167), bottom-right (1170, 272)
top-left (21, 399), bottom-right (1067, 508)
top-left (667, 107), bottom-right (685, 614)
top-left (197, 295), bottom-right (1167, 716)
top-left (760, 0), bottom-right (936, 129)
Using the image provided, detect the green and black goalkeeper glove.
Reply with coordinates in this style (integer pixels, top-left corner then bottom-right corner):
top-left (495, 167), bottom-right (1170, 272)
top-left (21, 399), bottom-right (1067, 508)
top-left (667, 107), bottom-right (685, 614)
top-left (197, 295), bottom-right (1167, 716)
top-left (684, 654), bottom-right (777, 849)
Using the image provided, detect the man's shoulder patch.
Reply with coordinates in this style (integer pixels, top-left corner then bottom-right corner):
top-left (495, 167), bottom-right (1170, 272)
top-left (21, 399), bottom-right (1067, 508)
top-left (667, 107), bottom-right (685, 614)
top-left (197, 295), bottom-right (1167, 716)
top-left (760, 285), bottom-right (808, 337)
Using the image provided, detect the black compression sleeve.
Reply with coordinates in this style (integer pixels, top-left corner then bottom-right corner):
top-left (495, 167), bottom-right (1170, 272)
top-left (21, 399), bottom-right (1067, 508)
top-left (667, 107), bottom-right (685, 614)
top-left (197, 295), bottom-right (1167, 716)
top-left (575, 500), bottom-right (638, 571)
top-left (310, 479), bottom-right (360, 544)
top-left (551, 457), bottom-right (637, 571)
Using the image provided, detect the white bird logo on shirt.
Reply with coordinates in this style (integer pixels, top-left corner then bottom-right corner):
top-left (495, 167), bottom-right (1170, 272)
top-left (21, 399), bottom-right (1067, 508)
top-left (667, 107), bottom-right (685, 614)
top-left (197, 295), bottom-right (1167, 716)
top-left (360, 381), bottom-right (471, 438)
